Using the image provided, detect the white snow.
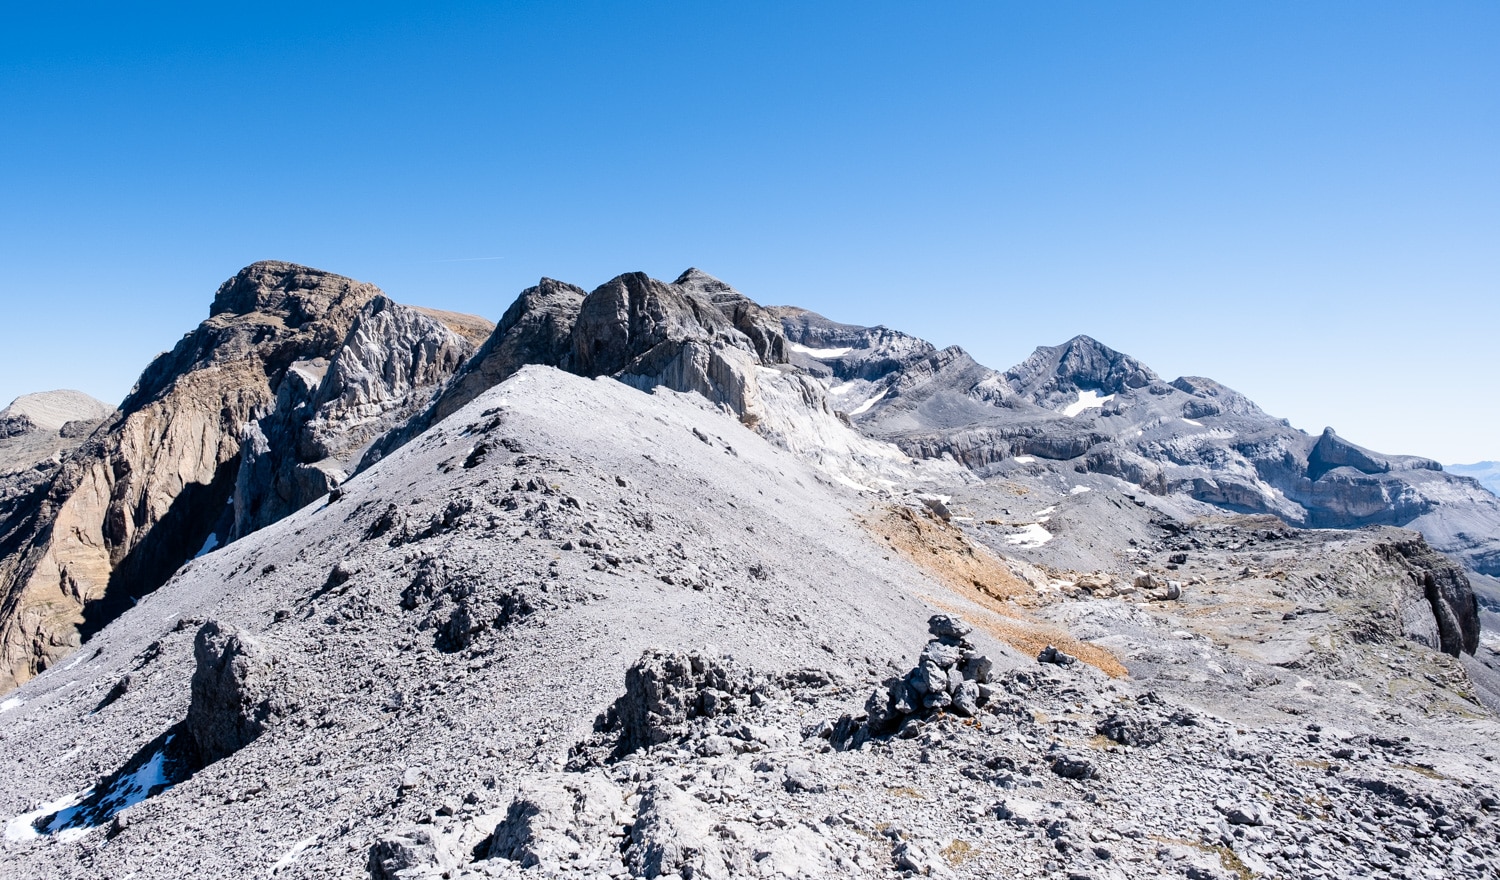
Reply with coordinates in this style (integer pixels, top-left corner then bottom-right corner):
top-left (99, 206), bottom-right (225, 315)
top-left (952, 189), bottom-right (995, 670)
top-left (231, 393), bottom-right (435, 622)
top-left (832, 473), bottom-right (877, 493)
top-left (1034, 506), bottom-right (1057, 522)
top-left (1181, 418), bottom-right (1204, 427)
top-left (195, 532), bottom-right (219, 558)
top-left (62, 654), bottom-right (84, 671)
top-left (789, 343), bottom-right (853, 359)
top-left (28, 736), bottom-right (178, 841)
top-left (0, 697), bottom-right (21, 712)
top-left (1005, 523), bottom-right (1053, 547)
top-left (1062, 390), bottom-right (1114, 417)
top-left (272, 835), bottom-right (321, 873)
top-left (849, 389), bottom-right (887, 416)
top-left (5, 791), bottom-right (85, 842)
top-left (1069, 486), bottom-right (1091, 495)
top-left (828, 381), bottom-right (858, 396)
top-left (1013, 455), bottom-right (1036, 464)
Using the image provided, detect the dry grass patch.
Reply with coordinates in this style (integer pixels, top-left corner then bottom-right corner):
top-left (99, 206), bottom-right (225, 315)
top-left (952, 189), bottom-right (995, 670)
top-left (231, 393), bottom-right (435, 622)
top-left (867, 504), bottom-right (1128, 678)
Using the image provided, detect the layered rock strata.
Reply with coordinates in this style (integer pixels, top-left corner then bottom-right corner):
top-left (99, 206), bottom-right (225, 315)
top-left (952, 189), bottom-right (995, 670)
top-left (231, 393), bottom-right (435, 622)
top-left (0, 263), bottom-right (481, 692)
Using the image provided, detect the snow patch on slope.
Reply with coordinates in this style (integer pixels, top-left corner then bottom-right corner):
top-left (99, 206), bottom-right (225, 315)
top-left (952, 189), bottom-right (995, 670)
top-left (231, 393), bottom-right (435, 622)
top-left (1062, 390), bottom-right (1114, 417)
top-left (789, 343), bottom-right (853, 359)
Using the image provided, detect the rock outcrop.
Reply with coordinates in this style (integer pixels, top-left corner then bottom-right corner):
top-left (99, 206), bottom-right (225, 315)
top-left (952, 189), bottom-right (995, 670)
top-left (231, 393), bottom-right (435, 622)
top-left (232, 294), bottom-right (481, 537)
top-left (187, 620), bottom-right (297, 764)
top-left (363, 269), bottom-right (796, 471)
top-left (0, 263), bottom-right (481, 693)
top-left (0, 391), bottom-right (113, 551)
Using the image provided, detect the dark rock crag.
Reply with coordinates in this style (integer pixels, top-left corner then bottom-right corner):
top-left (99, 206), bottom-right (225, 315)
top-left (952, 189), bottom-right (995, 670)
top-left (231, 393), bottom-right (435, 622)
top-left (0, 263), bottom-right (482, 692)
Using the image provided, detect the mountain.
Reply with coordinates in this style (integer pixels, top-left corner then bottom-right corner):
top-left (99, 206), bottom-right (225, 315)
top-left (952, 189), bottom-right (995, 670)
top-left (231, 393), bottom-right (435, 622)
top-left (1448, 461), bottom-right (1500, 497)
top-left (0, 263), bottom-right (489, 692)
top-left (1, 263), bottom-right (1497, 879)
top-left (775, 321), bottom-right (1500, 577)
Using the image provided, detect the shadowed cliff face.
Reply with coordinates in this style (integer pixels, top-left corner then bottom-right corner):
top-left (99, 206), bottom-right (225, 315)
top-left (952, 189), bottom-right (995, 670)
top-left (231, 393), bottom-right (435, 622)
top-left (0, 263), bottom-right (482, 693)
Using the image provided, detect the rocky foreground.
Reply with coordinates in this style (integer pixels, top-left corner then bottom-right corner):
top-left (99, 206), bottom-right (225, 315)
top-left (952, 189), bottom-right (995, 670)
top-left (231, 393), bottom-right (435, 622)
top-left (1, 263), bottom-right (1497, 878)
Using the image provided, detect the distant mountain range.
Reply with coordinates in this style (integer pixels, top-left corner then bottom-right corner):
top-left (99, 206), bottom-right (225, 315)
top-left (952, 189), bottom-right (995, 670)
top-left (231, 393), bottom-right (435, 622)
top-left (1448, 461), bottom-right (1500, 497)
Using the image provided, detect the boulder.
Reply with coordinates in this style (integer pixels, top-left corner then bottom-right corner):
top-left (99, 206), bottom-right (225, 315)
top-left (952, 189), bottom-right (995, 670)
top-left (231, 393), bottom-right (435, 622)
top-left (603, 649), bottom-right (749, 756)
top-left (186, 621), bottom-right (294, 765)
top-left (488, 774), bottom-right (629, 870)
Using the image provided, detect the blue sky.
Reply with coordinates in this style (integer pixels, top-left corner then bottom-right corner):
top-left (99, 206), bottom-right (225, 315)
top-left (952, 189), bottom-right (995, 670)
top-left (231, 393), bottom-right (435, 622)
top-left (1, 2), bottom-right (1496, 462)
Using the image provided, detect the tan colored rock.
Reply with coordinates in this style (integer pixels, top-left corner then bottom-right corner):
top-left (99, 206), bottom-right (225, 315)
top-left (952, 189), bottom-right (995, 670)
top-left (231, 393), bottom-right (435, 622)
top-left (0, 262), bottom-right (477, 692)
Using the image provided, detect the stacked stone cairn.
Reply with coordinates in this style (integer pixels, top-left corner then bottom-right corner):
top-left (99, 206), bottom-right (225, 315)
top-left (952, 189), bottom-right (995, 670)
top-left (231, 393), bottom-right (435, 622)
top-left (853, 614), bottom-right (996, 745)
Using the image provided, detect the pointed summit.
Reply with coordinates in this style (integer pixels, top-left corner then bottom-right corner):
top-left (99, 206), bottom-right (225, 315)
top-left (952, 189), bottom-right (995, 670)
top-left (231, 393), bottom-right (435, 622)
top-left (1003, 334), bottom-right (1157, 409)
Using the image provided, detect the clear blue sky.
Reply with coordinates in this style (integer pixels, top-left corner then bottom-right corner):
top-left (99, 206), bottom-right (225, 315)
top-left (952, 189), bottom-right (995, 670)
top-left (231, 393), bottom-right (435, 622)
top-left (2, 2), bottom-right (1496, 462)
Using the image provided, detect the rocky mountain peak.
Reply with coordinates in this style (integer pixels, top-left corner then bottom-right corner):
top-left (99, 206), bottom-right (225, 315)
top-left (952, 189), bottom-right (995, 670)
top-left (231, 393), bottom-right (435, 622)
top-left (567, 272), bottom-right (749, 377)
top-left (672, 267), bottom-right (735, 298)
top-left (1005, 334), bottom-right (1158, 402)
top-left (208, 261), bottom-right (379, 324)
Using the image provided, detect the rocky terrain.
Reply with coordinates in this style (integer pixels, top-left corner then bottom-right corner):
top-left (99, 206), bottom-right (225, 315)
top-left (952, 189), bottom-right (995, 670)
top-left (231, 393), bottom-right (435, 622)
top-left (1, 263), bottom-right (1497, 879)
top-left (0, 263), bottom-right (490, 693)
top-left (0, 390), bottom-right (113, 514)
top-left (1448, 462), bottom-right (1500, 498)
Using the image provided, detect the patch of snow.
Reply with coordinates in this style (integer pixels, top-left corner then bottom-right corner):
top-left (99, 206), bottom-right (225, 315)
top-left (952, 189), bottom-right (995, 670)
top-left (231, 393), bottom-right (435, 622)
top-left (5, 791), bottom-right (86, 842)
top-left (828, 381), bottom-right (858, 396)
top-left (789, 343), bottom-right (853, 359)
top-left (1181, 418), bottom-right (1204, 427)
top-left (1005, 523), bottom-right (1053, 547)
top-left (62, 655), bottom-right (84, 671)
top-left (1013, 455), bottom-right (1037, 464)
top-left (37, 737), bottom-right (178, 839)
top-left (832, 473), bottom-right (877, 493)
top-left (1135, 429), bottom-right (1144, 437)
top-left (195, 532), bottom-right (219, 558)
top-left (1062, 390), bottom-right (1114, 417)
top-left (273, 835), bottom-right (321, 873)
top-left (0, 697), bottom-right (21, 712)
top-left (1069, 486), bottom-right (1091, 495)
top-left (1034, 506), bottom-right (1057, 521)
top-left (849, 389), bottom-right (887, 416)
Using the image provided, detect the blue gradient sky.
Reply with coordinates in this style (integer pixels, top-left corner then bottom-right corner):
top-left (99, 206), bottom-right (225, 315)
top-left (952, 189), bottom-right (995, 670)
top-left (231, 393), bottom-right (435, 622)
top-left (1, 2), bottom-right (1496, 462)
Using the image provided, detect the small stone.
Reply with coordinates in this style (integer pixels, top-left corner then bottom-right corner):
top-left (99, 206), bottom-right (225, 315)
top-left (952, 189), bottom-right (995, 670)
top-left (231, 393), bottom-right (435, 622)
top-left (1050, 755), bottom-right (1097, 780)
top-left (928, 614), bottom-right (973, 642)
top-left (1223, 802), bottom-right (1269, 826)
top-left (951, 680), bottom-right (980, 716)
top-left (921, 640), bottom-right (964, 669)
top-left (960, 653), bottom-right (994, 684)
top-left (1037, 645), bottom-right (1077, 666)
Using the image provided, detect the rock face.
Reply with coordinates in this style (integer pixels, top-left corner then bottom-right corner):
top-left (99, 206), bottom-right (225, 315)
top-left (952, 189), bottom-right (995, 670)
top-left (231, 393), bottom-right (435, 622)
top-left (232, 294), bottom-right (481, 537)
top-left (0, 263), bottom-right (481, 693)
top-left (186, 620), bottom-right (295, 765)
top-left (0, 391), bottom-right (113, 556)
top-left (1376, 537), bottom-right (1482, 657)
top-left (363, 268), bottom-right (795, 471)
